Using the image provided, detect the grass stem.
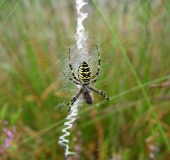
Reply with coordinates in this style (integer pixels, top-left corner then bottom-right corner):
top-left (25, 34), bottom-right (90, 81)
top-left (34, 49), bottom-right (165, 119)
top-left (91, 0), bottom-right (170, 152)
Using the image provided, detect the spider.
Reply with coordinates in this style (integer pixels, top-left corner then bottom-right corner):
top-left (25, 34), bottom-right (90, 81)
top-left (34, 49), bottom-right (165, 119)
top-left (66, 45), bottom-right (109, 112)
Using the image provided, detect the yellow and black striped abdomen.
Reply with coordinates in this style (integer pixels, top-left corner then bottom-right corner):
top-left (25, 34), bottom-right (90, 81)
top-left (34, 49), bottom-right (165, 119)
top-left (78, 61), bottom-right (92, 84)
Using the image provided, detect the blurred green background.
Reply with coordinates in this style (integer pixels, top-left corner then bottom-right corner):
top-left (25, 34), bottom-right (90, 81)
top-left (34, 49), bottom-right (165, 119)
top-left (0, 0), bottom-right (170, 159)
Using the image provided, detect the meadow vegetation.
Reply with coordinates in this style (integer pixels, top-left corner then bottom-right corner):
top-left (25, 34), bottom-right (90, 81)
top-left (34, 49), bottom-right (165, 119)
top-left (0, 0), bottom-right (170, 159)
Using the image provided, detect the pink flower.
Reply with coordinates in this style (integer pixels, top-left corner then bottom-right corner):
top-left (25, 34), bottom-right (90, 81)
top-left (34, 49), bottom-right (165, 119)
top-left (0, 125), bottom-right (16, 155)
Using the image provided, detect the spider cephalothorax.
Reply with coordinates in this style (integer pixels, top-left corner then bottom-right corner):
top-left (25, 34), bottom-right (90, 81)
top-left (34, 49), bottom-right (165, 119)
top-left (66, 45), bottom-right (109, 112)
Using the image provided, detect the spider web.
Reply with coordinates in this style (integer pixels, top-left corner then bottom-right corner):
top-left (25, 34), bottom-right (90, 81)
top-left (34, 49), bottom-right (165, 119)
top-left (0, 0), bottom-right (170, 159)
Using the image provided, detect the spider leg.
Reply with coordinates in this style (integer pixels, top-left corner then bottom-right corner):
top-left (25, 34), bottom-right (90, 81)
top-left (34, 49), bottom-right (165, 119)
top-left (67, 88), bottom-right (83, 112)
top-left (68, 78), bottom-right (81, 85)
top-left (62, 72), bottom-right (81, 85)
top-left (68, 48), bottom-right (80, 82)
top-left (91, 45), bottom-right (101, 82)
top-left (89, 86), bottom-right (109, 101)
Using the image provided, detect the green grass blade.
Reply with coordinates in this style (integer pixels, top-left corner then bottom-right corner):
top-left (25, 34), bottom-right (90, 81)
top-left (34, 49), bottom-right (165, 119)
top-left (91, 0), bottom-right (170, 152)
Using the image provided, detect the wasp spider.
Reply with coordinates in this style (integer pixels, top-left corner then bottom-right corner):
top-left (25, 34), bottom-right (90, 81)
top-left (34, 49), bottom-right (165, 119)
top-left (66, 45), bottom-right (109, 112)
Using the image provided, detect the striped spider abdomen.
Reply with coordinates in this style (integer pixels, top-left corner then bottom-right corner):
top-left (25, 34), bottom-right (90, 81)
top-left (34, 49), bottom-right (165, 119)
top-left (78, 61), bottom-right (92, 84)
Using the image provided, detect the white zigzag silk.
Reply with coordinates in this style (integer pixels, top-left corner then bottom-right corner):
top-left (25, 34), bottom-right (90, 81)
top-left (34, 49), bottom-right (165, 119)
top-left (58, 0), bottom-right (88, 157)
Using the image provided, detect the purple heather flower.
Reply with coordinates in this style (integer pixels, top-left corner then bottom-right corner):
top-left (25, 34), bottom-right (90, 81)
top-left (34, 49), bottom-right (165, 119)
top-left (149, 153), bottom-right (155, 159)
top-left (0, 125), bottom-right (16, 155)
